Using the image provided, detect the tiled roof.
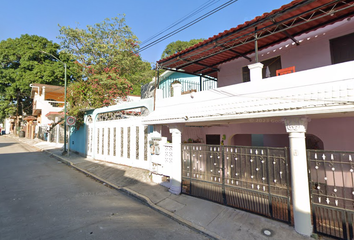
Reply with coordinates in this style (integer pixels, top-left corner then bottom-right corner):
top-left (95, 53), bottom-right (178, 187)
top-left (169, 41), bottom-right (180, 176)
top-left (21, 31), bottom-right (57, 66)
top-left (158, 0), bottom-right (354, 78)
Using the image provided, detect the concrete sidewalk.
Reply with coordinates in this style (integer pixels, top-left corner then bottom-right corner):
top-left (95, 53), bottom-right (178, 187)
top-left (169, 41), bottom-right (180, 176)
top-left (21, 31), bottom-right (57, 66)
top-left (11, 136), bottom-right (315, 240)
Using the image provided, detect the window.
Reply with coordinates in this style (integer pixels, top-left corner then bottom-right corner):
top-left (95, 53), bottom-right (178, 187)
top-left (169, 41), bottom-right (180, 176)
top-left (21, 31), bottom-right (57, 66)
top-left (242, 56), bottom-right (282, 82)
top-left (330, 32), bottom-right (354, 64)
top-left (206, 134), bottom-right (220, 145)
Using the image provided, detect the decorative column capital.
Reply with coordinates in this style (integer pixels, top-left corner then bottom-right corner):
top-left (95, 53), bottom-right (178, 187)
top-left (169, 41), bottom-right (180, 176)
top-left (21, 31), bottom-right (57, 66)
top-left (247, 62), bottom-right (264, 70)
top-left (169, 124), bottom-right (183, 135)
top-left (283, 116), bottom-right (310, 133)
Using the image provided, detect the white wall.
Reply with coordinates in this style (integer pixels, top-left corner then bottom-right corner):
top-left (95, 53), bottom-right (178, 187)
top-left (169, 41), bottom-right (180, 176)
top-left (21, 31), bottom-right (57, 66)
top-left (33, 92), bottom-right (64, 126)
top-left (92, 118), bottom-right (150, 170)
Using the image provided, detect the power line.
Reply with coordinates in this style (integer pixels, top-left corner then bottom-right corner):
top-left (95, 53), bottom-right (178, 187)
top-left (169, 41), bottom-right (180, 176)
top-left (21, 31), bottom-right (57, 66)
top-left (141, 0), bottom-right (219, 45)
top-left (137, 0), bottom-right (238, 54)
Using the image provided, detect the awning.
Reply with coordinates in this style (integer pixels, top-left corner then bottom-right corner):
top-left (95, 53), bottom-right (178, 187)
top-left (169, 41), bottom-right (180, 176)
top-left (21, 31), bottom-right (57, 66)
top-left (157, 0), bottom-right (354, 78)
top-left (23, 116), bottom-right (37, 121)
top-left (45, 111), bottom-right (64, 121)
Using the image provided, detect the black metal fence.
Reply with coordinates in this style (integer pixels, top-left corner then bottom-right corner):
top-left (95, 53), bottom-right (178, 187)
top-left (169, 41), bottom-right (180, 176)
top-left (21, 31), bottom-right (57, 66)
top-left (182, 144), bottom-right (292, 224)
top-left (160, 78), bottom-right (217, 98)
top-left (308, 150), bottom-right (354, 240)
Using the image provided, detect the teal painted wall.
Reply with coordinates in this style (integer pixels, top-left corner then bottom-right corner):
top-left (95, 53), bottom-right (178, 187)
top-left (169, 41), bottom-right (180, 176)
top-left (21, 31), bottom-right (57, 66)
top-left (69, 124), bottom-right (87, 155)
top-left (159, 72), bottom-right (217, 98)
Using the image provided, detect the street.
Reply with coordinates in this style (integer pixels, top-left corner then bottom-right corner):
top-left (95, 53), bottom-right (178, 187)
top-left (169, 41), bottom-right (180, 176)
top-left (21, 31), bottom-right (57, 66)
top-left (0, 136), bottom-right (209, 240)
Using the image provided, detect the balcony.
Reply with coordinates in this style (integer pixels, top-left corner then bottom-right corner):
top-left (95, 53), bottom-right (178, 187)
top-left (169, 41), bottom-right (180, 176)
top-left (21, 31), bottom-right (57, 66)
top-left (159, 77), bottom-right (217, 98)
top-left (47, 101), bottom-right (64, 108)
top-left (145, 61), bottom-right (354, 125)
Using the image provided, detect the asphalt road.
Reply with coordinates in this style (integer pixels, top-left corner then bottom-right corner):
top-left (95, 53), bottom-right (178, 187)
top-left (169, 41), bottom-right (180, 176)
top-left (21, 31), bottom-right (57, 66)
top-left (0, 136), bottom-right (209, 240)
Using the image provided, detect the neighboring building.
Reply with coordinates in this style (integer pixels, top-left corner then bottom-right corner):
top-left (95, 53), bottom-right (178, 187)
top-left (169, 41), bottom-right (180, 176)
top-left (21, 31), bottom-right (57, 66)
top-left (29, 83), bottom-right (65, 142)
top-left (68, 0), bottom-right (354, 239)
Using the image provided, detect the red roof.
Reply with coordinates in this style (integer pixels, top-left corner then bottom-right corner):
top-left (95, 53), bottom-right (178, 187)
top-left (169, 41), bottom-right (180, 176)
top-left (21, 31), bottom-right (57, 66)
top-left (157, 0), bottom-right (354, 78)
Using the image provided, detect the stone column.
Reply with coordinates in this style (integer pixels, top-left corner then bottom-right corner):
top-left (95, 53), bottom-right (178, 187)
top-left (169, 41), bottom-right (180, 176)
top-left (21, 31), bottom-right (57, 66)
top-left (284, 117), bottom-right (312, 237)
top-left (172, 83), bottom-right (182, 97)
top-left (248, 62), bottom-right (264, 82)
top-left (169, 124), bottom-right (183, 195)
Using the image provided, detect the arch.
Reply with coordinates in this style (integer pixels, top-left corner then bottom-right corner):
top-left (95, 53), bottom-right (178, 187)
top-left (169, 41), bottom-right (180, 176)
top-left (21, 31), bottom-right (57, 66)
top-left (230, 134), bottom-right (252, 146)
top-left (305, 134), bottom-right (324, 150)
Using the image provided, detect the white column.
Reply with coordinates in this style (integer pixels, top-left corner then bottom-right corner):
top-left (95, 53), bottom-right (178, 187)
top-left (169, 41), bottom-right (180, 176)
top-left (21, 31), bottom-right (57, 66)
top-left (248, 62), bottom-right (264, 82)
top-left (284, 117), bottom-right (312, 237)
top-left (156, 89), bottom-right (163, 100)
top-left (169, 124), bottom-right (183, 195)
top-left (172, 83), bottom-right (182, 97)
top-left (41, 86), bottom-right (46, 100)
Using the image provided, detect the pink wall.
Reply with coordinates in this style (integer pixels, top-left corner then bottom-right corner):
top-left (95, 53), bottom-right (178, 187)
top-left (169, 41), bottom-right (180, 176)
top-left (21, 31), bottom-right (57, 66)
top-left (231, 134), bottom-right (251, 146)
top-left (263, 134), bottom-right (289, 148)
top-left (307, 117), bottom-right (354, 151)
top-left (217, 19), bottom-right (354, 87)
top-left (178, 117), bottom-right (354, 151)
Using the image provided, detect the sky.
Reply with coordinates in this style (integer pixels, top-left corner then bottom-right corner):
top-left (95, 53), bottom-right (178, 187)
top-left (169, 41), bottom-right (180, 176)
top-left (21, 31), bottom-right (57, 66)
top-left (0, 0), bottom-right (291, 64)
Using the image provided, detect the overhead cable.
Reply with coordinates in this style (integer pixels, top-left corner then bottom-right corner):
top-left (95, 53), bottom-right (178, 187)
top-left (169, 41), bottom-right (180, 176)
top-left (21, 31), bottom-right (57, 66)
top-left (137, 0), bottom-right (238, 53)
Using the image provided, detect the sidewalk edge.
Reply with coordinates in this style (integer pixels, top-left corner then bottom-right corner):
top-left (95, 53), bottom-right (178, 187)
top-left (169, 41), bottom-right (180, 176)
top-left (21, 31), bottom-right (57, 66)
top-left (13, 137), bottom-right (223, 240)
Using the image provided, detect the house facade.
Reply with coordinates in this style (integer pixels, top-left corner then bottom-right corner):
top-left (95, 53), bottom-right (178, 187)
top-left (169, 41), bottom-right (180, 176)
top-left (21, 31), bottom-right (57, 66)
top-left (29, 83), bottom-right (65, 142)
top-left (142, 1), bottom-right (354, 239)
top-left (69, 0), bottom-right (354, 239)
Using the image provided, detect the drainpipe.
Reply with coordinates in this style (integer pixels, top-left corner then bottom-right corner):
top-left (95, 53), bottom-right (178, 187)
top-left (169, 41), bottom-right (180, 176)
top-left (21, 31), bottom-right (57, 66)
top-left (199, 76), bottom-right (202, 92)
top-left (255, 27), bottom-right (259, 63)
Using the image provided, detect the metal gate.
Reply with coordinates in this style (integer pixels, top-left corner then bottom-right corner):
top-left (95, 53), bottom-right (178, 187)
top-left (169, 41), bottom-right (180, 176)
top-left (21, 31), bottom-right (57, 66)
top-left (182, 144), bottom-right (292, 224)
top-left (308, 150), bottom-right (354, 240)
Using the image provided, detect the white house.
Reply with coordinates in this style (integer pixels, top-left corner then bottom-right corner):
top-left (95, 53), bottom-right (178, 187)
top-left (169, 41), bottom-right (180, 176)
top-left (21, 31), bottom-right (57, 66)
top-left (142, 0), bottom-right (354, 238)
top-left (30, 83), bottom-right (65, 142)
top-left (71, 1), bottom-right (354, 239)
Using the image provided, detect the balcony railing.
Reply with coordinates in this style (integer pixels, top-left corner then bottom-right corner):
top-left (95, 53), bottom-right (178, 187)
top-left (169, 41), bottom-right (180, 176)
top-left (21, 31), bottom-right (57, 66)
top-left (159, 77), bottom-right (217, 98)
top-left (47, 101), bottom-right (64, 108)
top-left (146, 60), bottom-right (354, 124)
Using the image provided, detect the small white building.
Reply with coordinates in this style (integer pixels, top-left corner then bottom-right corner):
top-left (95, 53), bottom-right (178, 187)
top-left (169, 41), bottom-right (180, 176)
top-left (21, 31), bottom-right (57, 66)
top-left (29, 83), bottom-right (65, 142)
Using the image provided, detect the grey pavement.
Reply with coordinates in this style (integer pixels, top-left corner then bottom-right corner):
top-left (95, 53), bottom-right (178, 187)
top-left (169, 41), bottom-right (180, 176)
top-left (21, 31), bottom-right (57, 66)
top-left (8, 135), bottom-right (318, 240)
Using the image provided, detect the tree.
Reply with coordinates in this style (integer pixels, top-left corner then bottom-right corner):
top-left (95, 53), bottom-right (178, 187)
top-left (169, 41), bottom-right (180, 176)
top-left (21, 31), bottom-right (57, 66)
top-left (0, 34), bottom-right (77, 122)
top-left (161, 39), bottom-right (205, 59)
top-left (58, 16), bottom-right (154, 124)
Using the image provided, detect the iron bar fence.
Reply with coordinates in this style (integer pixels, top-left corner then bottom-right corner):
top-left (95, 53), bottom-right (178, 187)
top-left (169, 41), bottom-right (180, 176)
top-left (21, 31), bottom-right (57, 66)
top-left (160, 77), bottom-right (217, 98)
top-left (308, 149), bottom-right (354, 240)
top-left (182, 144), bottom-right (291, 224)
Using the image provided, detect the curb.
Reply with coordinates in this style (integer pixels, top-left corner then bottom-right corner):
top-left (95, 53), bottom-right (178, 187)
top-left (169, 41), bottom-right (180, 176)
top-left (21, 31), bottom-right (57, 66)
top-left (51, 153), bottom-right (222, 240)
top-left (14, 137), bottom-right (223, 240)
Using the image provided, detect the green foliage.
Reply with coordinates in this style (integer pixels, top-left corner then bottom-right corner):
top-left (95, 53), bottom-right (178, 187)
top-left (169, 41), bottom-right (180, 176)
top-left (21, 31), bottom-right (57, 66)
top-left (58, 16), bottom-right (154, 124)
top-left (0, 34), bottom-right (77, 121)
top-left (161, 39), bottom-right (205, 59)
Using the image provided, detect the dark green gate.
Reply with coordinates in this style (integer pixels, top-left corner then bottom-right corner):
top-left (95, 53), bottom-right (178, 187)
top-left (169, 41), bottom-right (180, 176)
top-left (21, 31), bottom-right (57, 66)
top-left (182, 144), bottom-right (292, 224)
top-left (308, 150), bottom-right (354, 240)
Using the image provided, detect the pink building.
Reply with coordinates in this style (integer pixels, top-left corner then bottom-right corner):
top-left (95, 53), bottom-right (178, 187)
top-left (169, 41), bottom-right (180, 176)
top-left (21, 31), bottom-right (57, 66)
top-left (144, 1), bottom-right (354, 238)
